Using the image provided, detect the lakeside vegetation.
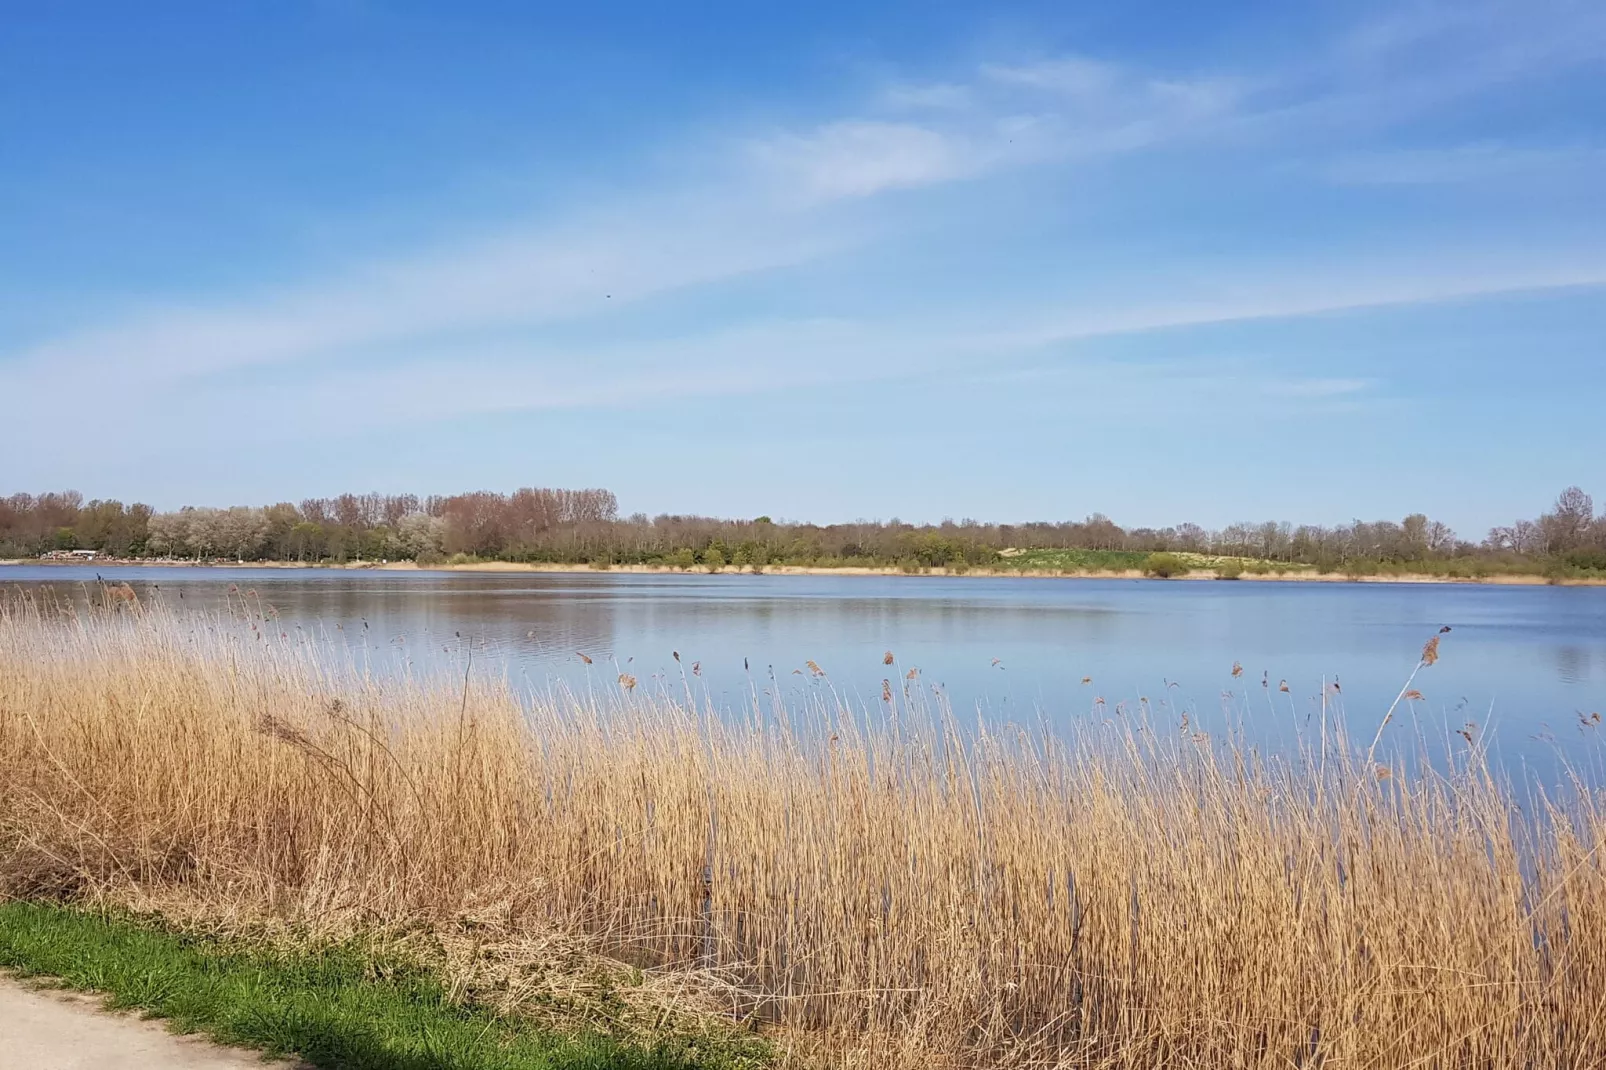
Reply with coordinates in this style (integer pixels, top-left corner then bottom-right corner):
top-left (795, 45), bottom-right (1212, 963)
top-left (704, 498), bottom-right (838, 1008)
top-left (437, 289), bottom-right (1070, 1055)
top-left (5, 485), bottom-right (1606, 581)
top-left (3, 602), bottom-right (1604, 1068)
top-left (0, 901), bottom-right (761, 1070)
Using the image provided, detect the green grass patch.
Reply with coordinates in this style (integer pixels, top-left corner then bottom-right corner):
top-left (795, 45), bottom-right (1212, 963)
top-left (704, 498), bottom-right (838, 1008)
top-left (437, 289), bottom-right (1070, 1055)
top-left (0, 901), bottom-right (767, 1070)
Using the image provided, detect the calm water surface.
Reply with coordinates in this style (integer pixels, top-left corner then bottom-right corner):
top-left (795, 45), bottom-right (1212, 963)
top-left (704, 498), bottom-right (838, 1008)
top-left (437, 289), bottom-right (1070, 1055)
top-left (5, 565), bottom-right (1604, 776)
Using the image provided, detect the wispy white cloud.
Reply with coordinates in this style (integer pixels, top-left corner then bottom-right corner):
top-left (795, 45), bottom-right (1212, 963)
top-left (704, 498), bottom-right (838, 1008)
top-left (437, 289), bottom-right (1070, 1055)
top-left (1321, 142), bottom-right (1605, 185)
top-left (970, 262), bottom-right (1606, 353)
top-left (6, 0), bottom-right (1604, 475)
top-left (21, 3), bottom-right (1588, 387)
top-left (205, 319), bottom-right (889, 431)
top-left (12, 49), bottom-right (1263, 400)
top-left (47, 261), bottom-right (1602, 447)
top-left (980, 56), bottom-right (1121, 97)
top-left (835, 52), bottom-right (1259, 207)
top-left (1259, 377), bottom-right (1376, 399)
top-left (1337, 0), bottom-right (1606, 72)
top-left (765, 1), bottom-right (1598, 207)
top-left (979, 56), bottom-right (1247, 123)
top-left (746, 120), bottom-right (979, 201)
top-left (5, 249), bottom-right (1602, 484)
top-left (878, 81), bottom-right (976, 112)
top-left (5, 197), bottom-right (844, 387)
top-left (1253, 0), bottom-right (1606, 141)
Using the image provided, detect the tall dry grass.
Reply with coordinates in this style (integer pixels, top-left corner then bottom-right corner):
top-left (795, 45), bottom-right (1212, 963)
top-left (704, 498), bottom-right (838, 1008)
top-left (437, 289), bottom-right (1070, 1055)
top-left (1, 598), bottom-right (1604, 1068)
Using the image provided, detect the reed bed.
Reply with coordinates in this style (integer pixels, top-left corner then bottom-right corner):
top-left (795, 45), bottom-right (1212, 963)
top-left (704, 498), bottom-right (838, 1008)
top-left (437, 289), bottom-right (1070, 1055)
top-left (1, 599), bottom-right (1603, 1069)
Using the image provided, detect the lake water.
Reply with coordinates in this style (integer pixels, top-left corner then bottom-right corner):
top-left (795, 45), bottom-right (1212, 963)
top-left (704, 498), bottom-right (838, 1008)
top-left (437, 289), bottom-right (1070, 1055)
top-left (5, 564), bottom-right (1605, 777)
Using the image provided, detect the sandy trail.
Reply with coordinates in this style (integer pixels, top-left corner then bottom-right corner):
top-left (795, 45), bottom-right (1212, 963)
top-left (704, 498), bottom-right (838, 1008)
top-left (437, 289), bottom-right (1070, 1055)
top-left (0, 974), bottom-right (306, 1070)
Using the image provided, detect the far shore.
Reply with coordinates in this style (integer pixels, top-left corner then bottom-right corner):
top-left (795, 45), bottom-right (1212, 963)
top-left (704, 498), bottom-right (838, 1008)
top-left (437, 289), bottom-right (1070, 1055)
top-left (4, 557), bottom-right (1603, 587)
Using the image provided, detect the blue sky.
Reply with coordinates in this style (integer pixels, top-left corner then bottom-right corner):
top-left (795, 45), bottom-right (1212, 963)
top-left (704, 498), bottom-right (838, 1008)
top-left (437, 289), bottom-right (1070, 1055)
top-left (3, 1), bottom-right (1604, 536)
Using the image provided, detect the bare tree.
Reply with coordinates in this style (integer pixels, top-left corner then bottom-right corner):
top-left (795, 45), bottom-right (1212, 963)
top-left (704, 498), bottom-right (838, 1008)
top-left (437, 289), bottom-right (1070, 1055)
top-left (1542, 486), bottom-right (1594, 553)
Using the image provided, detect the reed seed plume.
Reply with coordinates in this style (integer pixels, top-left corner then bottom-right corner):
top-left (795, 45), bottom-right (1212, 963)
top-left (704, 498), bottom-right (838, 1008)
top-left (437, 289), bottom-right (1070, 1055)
top-left (1, 603), bottom-right (1604, 1069)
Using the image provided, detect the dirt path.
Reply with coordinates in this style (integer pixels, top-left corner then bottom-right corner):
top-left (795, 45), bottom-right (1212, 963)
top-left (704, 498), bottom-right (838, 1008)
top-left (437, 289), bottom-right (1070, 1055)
top-left (0, 974), bottom-right (306, 1069)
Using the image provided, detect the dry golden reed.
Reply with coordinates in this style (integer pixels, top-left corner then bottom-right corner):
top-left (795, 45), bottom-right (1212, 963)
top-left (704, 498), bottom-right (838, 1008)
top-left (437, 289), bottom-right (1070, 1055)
top-left (1422, 634), bottom-right (1442, 666)
top-left (2, 602), bottom-right (1604, 1069)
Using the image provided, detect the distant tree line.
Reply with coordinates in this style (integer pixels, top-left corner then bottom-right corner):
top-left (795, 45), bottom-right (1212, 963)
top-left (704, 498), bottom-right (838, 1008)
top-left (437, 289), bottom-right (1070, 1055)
top-left (3, 486), bottom-right (1605, 575)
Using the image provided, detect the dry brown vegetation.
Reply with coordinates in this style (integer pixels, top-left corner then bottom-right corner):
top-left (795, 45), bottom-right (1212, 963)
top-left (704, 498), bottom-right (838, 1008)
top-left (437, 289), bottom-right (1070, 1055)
top-left (2, 600), bottom-right (1604, 1069)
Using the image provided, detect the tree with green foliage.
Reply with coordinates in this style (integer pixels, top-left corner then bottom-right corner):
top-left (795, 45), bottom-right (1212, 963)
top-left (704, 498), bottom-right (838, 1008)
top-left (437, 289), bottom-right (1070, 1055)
top-left (5, 482), bottom-right (1605, 579)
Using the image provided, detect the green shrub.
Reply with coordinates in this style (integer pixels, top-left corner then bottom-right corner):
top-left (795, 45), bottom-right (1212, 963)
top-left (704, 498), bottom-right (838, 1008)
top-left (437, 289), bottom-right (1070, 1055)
top-left (1563, 548), bottom-right (1606, 571)
top-left (1543, 559), bottom-right (1576, 584)
top-left (664, 548), bottom-right (696, 571)
top-left (701, 547), bottom-right (726, 572)
top-left (1215, 560), bottom-right (1244, 580)
top-left (1143, 552), bottom-right (1188, 579)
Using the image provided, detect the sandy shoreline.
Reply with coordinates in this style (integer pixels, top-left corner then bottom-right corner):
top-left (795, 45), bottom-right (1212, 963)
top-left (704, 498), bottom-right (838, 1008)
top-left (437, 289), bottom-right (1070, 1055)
top-left (3, 558), bottom-right (1601, 587)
